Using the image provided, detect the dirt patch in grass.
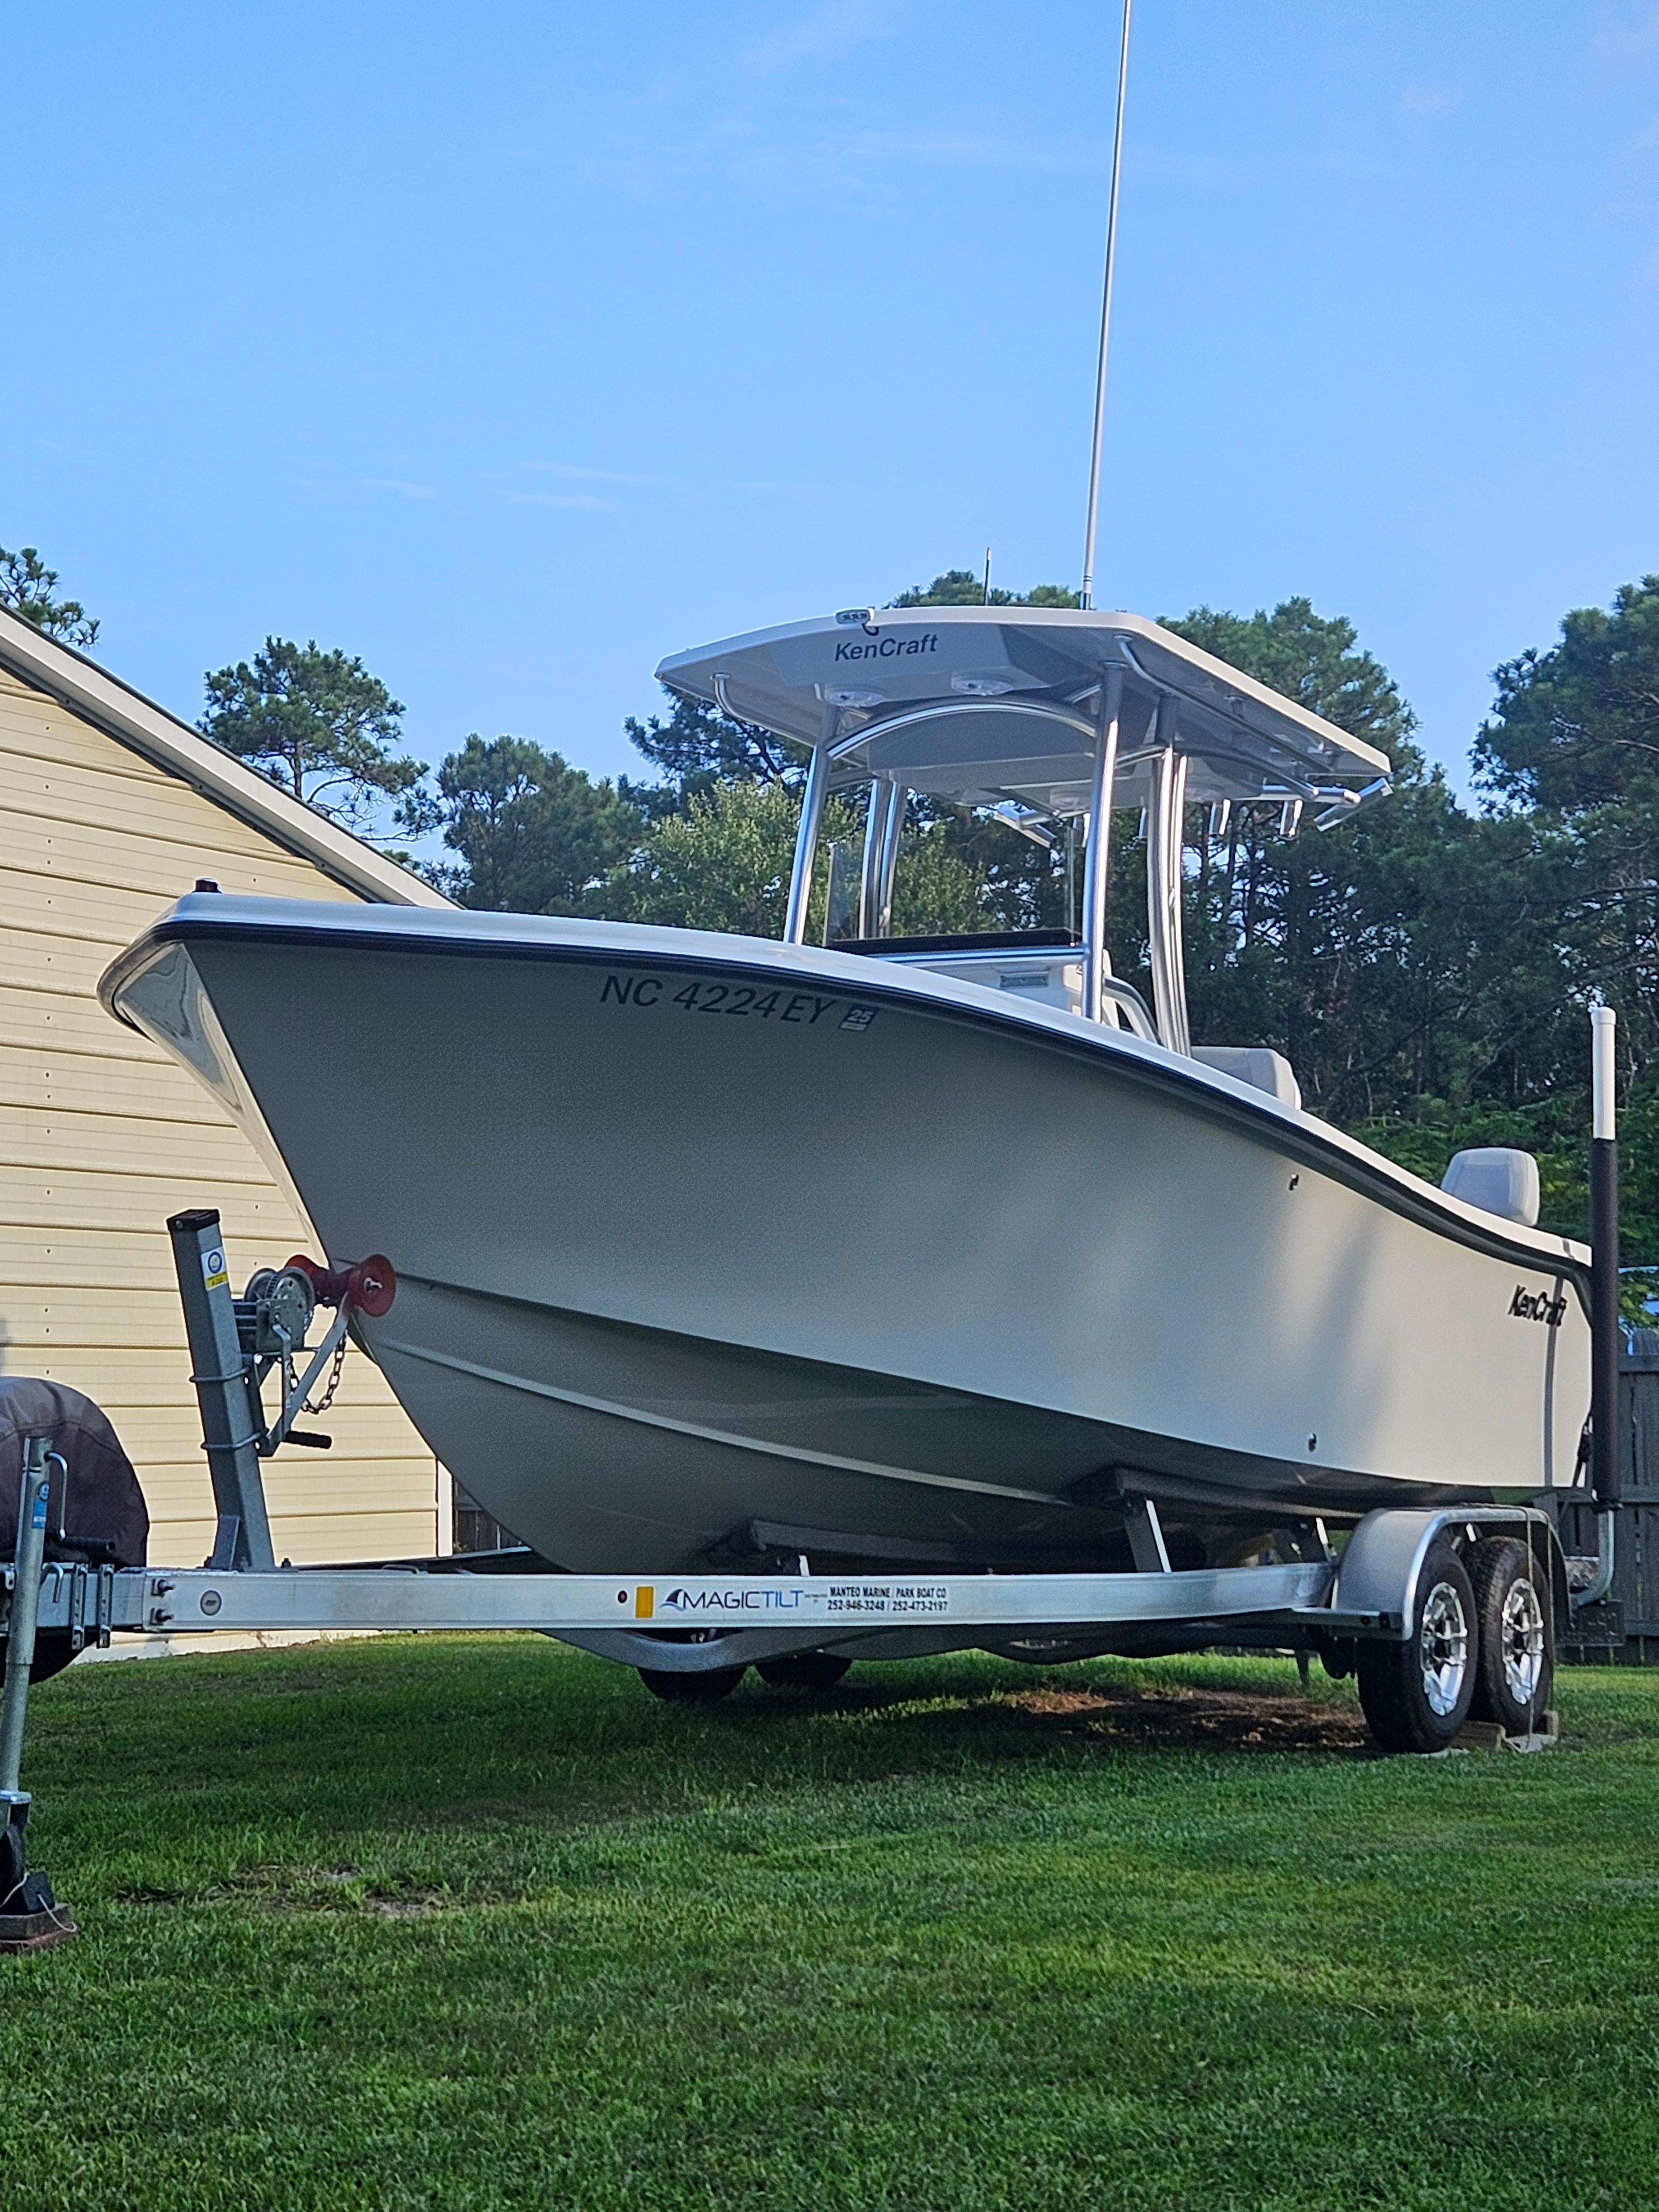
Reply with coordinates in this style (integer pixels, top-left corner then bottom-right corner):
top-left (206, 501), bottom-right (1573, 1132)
top-left (115, 1864), bottom-right (520, 1917)
top-left (995, 1682), bottom-right (1370, 1754)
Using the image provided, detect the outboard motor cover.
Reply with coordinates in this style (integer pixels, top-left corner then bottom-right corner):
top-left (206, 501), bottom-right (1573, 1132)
top-left (0, 1378), bottom-right (148, 1569)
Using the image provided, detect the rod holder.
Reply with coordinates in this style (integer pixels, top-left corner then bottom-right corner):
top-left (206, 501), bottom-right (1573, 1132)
top-left (1589, 1006), bottom-right (1621, 1514)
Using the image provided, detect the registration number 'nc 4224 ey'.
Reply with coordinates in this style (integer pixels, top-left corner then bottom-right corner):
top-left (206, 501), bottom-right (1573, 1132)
top-left (600, 973), bottom-right (878, 1031)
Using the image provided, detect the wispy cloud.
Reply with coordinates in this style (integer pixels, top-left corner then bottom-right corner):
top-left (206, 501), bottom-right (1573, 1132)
top-left (528, 461), bottom-right (654, 486)
top-left (1596, 7), bottom-right (1659, 55)
top-left (508, 491), bottom-right (610, 510)
top-left (364, 477), bottom-right (438, 500)
top-left (580, 122), bottom-right (1108, 201)
top-left (1401, 82), bottom-right (1462, 118)
top-left (580, 121), bottom-right (1393, 203)
top-left (744, 0), bottom-right (898, 74)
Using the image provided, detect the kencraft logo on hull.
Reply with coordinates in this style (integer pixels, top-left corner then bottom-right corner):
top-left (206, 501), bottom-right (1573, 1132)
top-left (1510, 1285), bottom-right (1567, 1327)
top-left (833, 631), bottom-right (940, 662)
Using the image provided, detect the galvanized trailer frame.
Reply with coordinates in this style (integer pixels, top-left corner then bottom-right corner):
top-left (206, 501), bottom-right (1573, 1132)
top-left (1, 1510), bottom-right (1556, 1670)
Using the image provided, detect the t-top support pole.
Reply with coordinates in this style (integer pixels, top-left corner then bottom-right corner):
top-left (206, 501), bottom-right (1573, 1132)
top-left (858, 779), bottom-right (887, 939)
top-left (784, 707), bottom-right (837, 946)
top-left (1081, 667), bottom-right (1123, 1024)
top-left (169, 1209), bottom-right (276, 1573)
top-left (874, 782), bottom-right (904, 937)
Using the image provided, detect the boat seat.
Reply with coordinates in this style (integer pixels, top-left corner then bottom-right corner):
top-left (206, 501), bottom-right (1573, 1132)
top-left (1439, 1146), bottom-right (1540, 1227)
top-left (1191, 1046), bottom-right (1301, 1112)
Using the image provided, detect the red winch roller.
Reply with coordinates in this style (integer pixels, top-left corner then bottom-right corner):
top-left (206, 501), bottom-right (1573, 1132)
top-left (284, 1253), bottom-right (398, 1317)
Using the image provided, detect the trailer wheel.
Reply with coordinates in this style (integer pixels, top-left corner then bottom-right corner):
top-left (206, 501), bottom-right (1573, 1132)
top-left (756, 1652), bottom-right (851, 1691)
top-left (1357, 1540), bottom-right (1477, 1753)
top-left (1468, 1537), bottom-right (1553, 1735)
top-left (638, 1664), bottom-right (746, 1703)
top-left (0, 1630), bottom-right (80, 1686)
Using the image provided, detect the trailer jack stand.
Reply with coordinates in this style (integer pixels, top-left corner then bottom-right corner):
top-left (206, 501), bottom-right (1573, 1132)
top-left (0, 1792), bottom-right (72, 1952)
top-left (0, 1438), bottom-right (75, 1953)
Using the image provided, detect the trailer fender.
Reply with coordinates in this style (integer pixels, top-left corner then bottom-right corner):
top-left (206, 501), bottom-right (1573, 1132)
top-left (1333, 1507), bottom-right (1558, 1641)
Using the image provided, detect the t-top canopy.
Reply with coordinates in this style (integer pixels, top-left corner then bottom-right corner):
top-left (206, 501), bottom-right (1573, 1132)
top-left (656, 606), bottom-right (1391, 820)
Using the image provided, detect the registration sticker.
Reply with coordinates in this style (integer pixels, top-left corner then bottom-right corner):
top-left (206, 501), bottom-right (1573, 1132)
top-left (202, 1248), bottom-right (229, 1292)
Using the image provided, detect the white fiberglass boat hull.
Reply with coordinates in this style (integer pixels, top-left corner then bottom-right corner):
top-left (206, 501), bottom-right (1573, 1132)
top-left (103, 899), bottom-right (1590, 1574)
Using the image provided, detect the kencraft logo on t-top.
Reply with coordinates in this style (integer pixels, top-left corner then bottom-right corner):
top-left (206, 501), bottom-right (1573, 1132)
top-left (1510, 1284), bottom-right (1567, 1327)
top-left (833, 630), bottom-right (940, 663)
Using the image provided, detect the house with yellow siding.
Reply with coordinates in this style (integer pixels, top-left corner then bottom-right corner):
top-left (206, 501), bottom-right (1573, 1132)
top-left (0, 602), bottom-right (455, 1571)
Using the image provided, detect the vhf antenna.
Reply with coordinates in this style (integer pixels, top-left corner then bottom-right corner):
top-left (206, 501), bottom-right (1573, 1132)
top-left (1079, 0), bottom-right (1134, 612)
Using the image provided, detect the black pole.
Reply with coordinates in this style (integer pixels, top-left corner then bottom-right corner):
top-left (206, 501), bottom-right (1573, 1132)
top-left (1590, 1007), bottom-right (1622, 1511)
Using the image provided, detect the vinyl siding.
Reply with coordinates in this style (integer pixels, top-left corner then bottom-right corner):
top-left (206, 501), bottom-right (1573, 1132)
top-left (0, 672), bottom-right (441, 1566)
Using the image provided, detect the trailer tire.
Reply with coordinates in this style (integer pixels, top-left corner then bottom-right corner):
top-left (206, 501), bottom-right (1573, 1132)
top-left (638, 1664), bottom-right (746, 1703)
top-left (1357, 1540), bottom-right (1477, 1752)
top-left (0, 1629), bottom-right (80, 1686)
top-left (756, 1652), bottom-right (851, 1691)
top-left (1468, 1536), bottom-right (1553, 1736)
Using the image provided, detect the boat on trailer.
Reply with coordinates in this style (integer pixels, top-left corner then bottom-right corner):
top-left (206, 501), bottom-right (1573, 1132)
top-left (93, 604), bottom-right (1597, 1749)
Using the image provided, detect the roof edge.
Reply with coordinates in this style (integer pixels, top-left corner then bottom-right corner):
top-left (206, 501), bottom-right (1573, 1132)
top-left (0, 605), bottom-right (452, 907)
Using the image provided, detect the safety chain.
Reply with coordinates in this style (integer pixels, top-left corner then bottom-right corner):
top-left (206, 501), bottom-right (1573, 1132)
top-left (283, 1333), bottom-right (349, 1418)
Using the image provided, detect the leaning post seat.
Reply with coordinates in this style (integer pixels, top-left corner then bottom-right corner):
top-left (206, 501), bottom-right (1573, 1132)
top-left (1190, 1046), bottom-right (1302, 1111)
top-left (1439, 1147), bottom-right (1542, 1228)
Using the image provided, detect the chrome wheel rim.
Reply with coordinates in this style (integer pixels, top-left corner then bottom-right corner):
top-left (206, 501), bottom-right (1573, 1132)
top-left (1420, 1579), bottom-right (1470, 1717)
top-left (1500, 1578), bottom-right (1546, 1708)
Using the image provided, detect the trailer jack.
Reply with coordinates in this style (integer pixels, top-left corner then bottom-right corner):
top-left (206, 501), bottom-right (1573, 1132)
top-left (0, 1437), bottom-right (75, 1952)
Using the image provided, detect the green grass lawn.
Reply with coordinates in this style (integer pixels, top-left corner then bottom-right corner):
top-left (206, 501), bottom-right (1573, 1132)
top-left (3, 1637), bottom-right (1658, 2211)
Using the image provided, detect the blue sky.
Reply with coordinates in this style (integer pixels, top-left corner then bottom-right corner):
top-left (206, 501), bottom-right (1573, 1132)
top-left (5, 1), bottom-right (1658, 807)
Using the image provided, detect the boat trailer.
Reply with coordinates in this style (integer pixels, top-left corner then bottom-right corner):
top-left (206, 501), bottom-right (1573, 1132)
top-left (0, 1083), bottom-right (1625, 1947)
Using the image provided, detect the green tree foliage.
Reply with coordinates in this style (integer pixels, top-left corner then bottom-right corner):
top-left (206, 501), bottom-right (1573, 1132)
top-left (201, 638), bottom-right (425, 828)
top-left (891, 819), bottom-right (988, 936)
top-left (414, 735), bottom-right (642, 913)
top-left (0, 545), bottom-right (98, 646)
top-left (609, 782), bottom-right (842, 938)
top-left (1172, 599), bottom-right (1418, 758)
top-left (1474, 578), bottom-right (1659, 1073)
top-left (890, 569), bottom-right (1081, 610)
top-left (1477, 578), bottom-right (1659, 815)
top-left (605, 783), bottom-right (987, 941)
top-left (623, 692), bottom-right (801, 816)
